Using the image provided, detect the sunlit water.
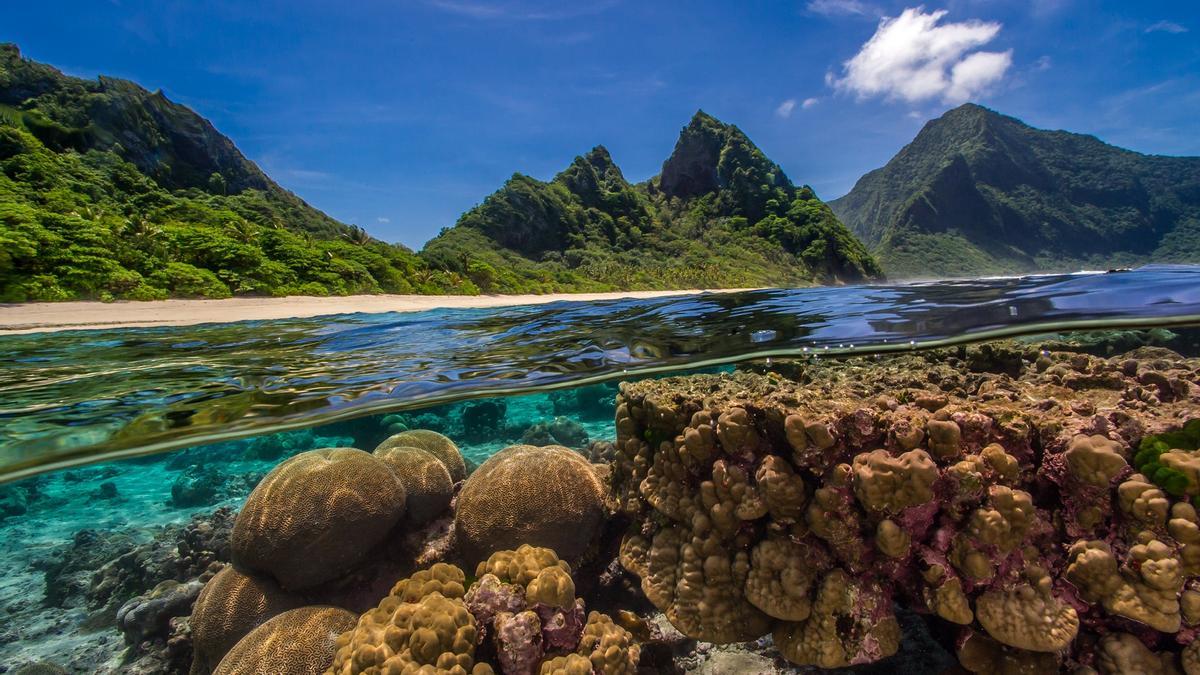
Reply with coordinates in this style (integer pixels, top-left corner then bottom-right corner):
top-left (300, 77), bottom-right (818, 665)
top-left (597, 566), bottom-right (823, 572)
top-left (3, 265), bottom-right (1200, 482)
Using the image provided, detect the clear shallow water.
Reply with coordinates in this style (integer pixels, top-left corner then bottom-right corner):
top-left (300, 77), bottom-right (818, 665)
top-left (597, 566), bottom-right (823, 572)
top-left (3, 265), bottom-right (1200, 481)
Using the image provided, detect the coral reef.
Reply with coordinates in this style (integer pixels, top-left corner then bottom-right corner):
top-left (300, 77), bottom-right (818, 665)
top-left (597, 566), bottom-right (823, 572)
top-left (612, 343), bottom-right (1200, 670)
top-left (326, 546), bottom-right (637, 675)
top-left (373, 445), bottom-right (455, 526)
top-left (455, 445), bottom-right (607, 566)
top-left (375, 429), bottom-right (467, 483)
top-left (213, 605), bottom-right (358, 675)
top-left (231, 448), bottom-right (407, 590)
top-left (188, 565), bottom-right (304, 674)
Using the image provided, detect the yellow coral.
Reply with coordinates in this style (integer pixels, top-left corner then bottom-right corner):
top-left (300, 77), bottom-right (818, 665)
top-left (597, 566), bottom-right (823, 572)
top-left (700, 460), bottom-right (767, 536)
top-left (921, 565), bottom-right (972, 625)
top-left (950, 486), bottom-right (1035, 581)
top-left (926, 419), bottom-right (961, 458)
top-left (955, 631), bottom-right (1060, 674)
top-left (576, 611), bottom-right (639, 675)
top-left (1118, 476), bottom-right (1170, 529)
top-left (875, 519), bottom-right (910, 559)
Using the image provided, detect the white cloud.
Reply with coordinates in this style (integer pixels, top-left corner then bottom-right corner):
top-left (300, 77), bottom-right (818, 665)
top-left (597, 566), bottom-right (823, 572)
top-left (776, 99), bottom-right (797, 118)
top-left (1146, 20), bottom-right (1188, 34)
top-left (1033, 55), bottom-right (1052, 71)
top-left (832, 7), bottom-right (1013, 104)
top-left (377, 217), bottom-right (391, 223)
top-left (802, 97), bottom-right (820, 109)
top-left (807, 0), bottom-right (873, 17)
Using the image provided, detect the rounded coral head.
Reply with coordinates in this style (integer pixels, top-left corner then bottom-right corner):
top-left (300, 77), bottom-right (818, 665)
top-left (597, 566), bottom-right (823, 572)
top-left (212, 605), bottom-right (357, 675)
top-left (376, 429), bottom-right (467, 483)
top-left (454, 445), bottom-right (606, 567)
top-left (231, 448), bottom-right (407, 590)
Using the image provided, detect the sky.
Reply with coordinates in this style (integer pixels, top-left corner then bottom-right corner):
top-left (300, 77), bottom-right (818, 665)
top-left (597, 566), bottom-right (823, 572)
top-left (5, 0), bottom-right (1199, 248)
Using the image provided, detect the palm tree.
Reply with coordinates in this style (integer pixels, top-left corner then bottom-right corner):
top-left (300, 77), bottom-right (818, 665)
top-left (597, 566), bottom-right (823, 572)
top-left (341, 225), bottom-right (372, 246)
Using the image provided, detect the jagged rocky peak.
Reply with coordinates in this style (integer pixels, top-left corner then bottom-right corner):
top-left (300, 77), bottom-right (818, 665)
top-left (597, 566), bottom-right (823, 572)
top-left (556, 144), bottom-right (631, 197)
top-left (659, 109), bottom-right (792, 202)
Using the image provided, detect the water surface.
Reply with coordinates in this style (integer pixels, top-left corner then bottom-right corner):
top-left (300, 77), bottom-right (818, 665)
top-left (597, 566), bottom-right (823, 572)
top-left (3, 265), bottom-right (1200, 480)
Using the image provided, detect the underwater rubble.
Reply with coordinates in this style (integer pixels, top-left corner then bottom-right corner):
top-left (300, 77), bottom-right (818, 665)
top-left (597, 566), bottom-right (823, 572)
top-left (3, 339), bottom-right (1200, 673)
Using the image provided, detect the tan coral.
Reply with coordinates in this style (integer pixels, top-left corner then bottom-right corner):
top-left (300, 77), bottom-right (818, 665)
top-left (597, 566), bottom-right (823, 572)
top-left (1064, 434), bottom-right (1128, 487)
top-left (755, 455), bottom-right (808, 522)
top-left (1185, 639), bottom-right (1200, 675)
top-left (955, 631), bottom-right (1060, 674)
top-left (851, 449), bottom-right (937, 514)
top-left (455, 445), bottom-right (605, 565)
top-left (974, 569), bottom-right (1078, 652)
top-left (1170, 502), bottom-right (1200, 575)
top-left (679, 411), bottom-right (718, 469)
top-left (743, 537), bottom-right (823, 621)
top-left (921, 564), bottom-right (972, 625)
top-left (700, 460), bottom-right (767, 536)
top-left (950, 486), bottom-right (1035, 581)
top-left (375, 429), bottom-right (467, 483)
top-left (216, 606), bottom-right (358, 675)
top-left (1118, 476), bottom-right (1170, 529)
top-left (1161, 450), bottom-right (1200, 496)
top-left (715, 407), bottom-right (760, 455)
top-left (1094, 632), bottom-right (1181, 675)
top-left (538, 654), bottom-right (592, 675)
top-left (1066, 538), bottom-right (1183, 632)
top-left (476, 544), bottom-right (572, 589)
top-left (927, 419), bottom-right (962, 458)
top-left (624, 521), bottom-right (770, 643)
top-left (575, 611), bottom-right (640, 675)
top-left (189, 566), bottom-right (304, 675)
top-left (875, 519), bottom-right (911, 559)
top-left (772, 569), bottom-right (900, 668)
top-left (373, 445), bottom-right (454, 526)
top-left (231, 448), bottom-right (407, 590)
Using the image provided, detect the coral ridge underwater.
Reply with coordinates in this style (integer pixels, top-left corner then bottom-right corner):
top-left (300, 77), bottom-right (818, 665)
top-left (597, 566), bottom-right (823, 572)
top-left (6, 336), bottom-right (1200, 673)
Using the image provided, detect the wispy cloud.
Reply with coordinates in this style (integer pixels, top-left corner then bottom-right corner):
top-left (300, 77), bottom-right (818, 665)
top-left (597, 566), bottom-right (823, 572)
top-left (831, 7), bottom-right (1012, 104)
top-left (425, 0), bottom-right (620, 21)
top-left (776, 99), bottom-right (797, 118)
top-left (1146, 20), bottom-right (1188, 34)
top-left (807, 0), bottom-right (875, 17)
top-left (802, 97), bottom-right (820, 109)
top-left (377, 217), bottom-right (391, 224)
top-left (1033, 55), bottom-right (1052, 71)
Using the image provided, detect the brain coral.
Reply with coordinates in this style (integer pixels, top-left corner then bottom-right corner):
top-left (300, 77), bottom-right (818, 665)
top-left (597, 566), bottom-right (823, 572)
top-left (374, 445), bottom-right (454, 525)
top-left (189, 566), bottom-right (303, 675)
top-left (213, 605), bottom-right (357, 675)
top-left (232, 448), bottom-right (407, 590)
top-left (376, 429), bottom-right (467, 483)
top-left (454, 445), bottom-right (605, 566)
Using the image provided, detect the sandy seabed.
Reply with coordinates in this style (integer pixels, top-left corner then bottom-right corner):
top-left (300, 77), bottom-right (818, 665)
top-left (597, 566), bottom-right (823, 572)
top-left (0, 289), bottom-right (748, 334)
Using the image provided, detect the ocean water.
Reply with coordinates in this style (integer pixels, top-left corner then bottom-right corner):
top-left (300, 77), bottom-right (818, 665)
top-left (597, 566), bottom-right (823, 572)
top-left (2, 265), bottom-right (1200, 673)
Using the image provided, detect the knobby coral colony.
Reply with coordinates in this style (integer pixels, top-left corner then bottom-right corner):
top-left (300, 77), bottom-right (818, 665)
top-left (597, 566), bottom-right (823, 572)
top-left (613, 344), bottom-right (1200, 672)
top-left (106, 342), bottom-right (1200, 674)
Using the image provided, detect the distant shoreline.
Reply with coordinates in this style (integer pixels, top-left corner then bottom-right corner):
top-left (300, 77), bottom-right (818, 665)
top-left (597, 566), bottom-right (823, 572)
top-left (0, 289), bottom-right (754, 335)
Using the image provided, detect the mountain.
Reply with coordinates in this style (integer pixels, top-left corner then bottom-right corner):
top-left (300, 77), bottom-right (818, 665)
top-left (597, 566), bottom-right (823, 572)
top-left (0, 44), bottom-right (464, 301)
top-left (420, 111), bottom-right (882, 292)
top-left (830, 103), bottom-right (1200, 278)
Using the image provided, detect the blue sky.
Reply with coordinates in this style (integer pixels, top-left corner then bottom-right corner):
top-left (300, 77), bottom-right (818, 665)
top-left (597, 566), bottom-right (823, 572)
top-left (5, 0), bottom-right (1199, 248)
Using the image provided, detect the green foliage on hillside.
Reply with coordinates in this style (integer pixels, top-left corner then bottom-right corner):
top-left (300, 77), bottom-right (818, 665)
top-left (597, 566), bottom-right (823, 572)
top-left (422, 115), bottom-right (882, 293)
top-left (0, 44), bottom-right (470, 301)
top-left (1, 44), bottom-right (881, 301)
top-left (830, 103), bottom-right (1200, 278)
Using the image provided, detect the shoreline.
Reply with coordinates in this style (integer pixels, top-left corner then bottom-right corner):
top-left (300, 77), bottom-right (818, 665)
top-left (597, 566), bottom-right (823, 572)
top-left (0, 289), bottom-right (751, 335)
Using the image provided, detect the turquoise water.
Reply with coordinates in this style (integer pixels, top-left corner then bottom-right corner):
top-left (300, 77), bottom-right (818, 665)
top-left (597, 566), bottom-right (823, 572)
top-left (3, 265), bottom-right (1200, 482)
top-left (3, 266), bottom-right (1200, 672)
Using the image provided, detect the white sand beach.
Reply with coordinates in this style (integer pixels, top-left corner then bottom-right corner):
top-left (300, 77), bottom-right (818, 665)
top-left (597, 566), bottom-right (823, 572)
top-left (0, 289), bottom-right (750, 334)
